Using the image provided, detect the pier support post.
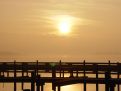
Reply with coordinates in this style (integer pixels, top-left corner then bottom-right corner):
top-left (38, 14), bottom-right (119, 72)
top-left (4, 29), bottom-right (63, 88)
top-left (105, 72), bottom-right (110, 91)
top-left (52, 66), bottom-right (56, 91)
top-left (31, 72), bottom-right (35, 91)
top-left (59, 60), bottom-right (61, 78)
top-left (36, 75), bottom-right (44, 91)
top-left (69, 64), bottom-right (73, 78)
top-left (76, 70), bottom-right (78, 77)
top-left (96, 64), bottom-right (98, 91)
top-left (58, 86), bottom-right (60, 91)
top-left (96, 75), bottom-right (98, 91)
top-left (110, 83), bottom-right (116, 91)
top-left (105, 84), bottom-right (110, 91)
top-left (118, 71), bottom-right (120, 91)
top-left (22, 82), bottom-right (24, 90)
top-left (14, 61), bottom-right (17, 91)
top-left (31, 82), bottom-right (35, 91)
top-left (117, 73), bottom-right (120, 91)
top-left (117, 62), bottom-right (120, 91)
top-left (62, 70), bottom-right (64, 78)
top-left (118, 84), bottom-right (120, 91)
top-left (36, 82), bottom-right (44, 91)
top-left (41, 84), bottom-right (44, 91)
top-left (22, 63), bottom-right (24, 90)
top-left (52, 83), bottom-right (56, 91)
top-left (83, 60), bottom-right (86, 91)
top-left (36, 84), bottom-right (40, 91)
top-left (84, 79), bottom-right (86, 91)
top-left (14, 81), bottom-right (17, 91)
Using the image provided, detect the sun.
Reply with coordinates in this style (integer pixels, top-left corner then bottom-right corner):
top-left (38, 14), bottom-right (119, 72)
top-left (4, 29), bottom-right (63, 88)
top-left (54, 15), bottom-right (74, 35)
top-left (51, 15), bottom-right (76, 36)
top-left (58, 19), bottom-right (71, 34)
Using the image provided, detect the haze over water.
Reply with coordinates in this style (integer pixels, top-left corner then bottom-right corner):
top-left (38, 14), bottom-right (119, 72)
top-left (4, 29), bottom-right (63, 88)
top-left (0, 0), bottom-right (121, 61)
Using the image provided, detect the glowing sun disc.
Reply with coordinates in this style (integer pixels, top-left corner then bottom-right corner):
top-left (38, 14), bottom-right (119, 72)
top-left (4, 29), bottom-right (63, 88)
top-left (59, 21), bottom-right (71, 34)
top-left (57, 15), bottom-right (72, 35)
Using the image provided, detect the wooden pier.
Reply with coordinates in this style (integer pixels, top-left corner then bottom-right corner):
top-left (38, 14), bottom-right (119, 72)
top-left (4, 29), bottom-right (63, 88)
top-left (0, 61), bottom-right (121, 91)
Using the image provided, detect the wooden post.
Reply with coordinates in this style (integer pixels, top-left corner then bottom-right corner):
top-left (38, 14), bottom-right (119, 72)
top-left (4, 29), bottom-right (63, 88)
top-left (31, 72), bottom-right (35, 91)
top-left (70, 70), bottom-right (73, 77)
top-left (22, 82), bottom-right (24, 90)
top-left (52, 67), bottom-right (56, 78)
top-left (96, 64), bottom-right (98, 91)
top-left (36, 60), bottom-right (39, 76)
top-left (69, 64), bottom-right (73, 77)
top-left (105, 72), bottom-right (110, 91)
top-left (31, 82), bottom-right (35, 91)
top-left (36, 85), bottom-right (40, 91)
top-left (41, 85), bottom-right (44, 91)
top-left (52, 83), bottom-right (56, 91)
top-left (84, 60), bottom-right (86, 77)
top-left (58, 86), bottom-right (60, 91)
top-left (117, 62), bottom-right (120, 91)
top-left (83, 60), bottom-right (86, 91)
top-left (7, 71), bottom-right (9, 77)
top-left (22, 63), bottom-right (24, 90)
top-left (76, 70), bottom-right (78, 77)
top-left (63, 70), bottom-right (64, 78)
top-left (14, 61), bottom-right (17, 91)
top-left (110, 83), bottom-right (115, 91)
top-left (59, 60), bottom-right (61, 78)
top-left (36, 75), bottom-right (40, 91)
top-left (84, 80), bottom-right (86, 91)
top-left (52, 66), bottom-right (56, 91)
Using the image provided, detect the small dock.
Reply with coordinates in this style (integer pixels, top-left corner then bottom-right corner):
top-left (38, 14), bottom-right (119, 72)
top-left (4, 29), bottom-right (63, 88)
top-left (0, 61), bottom-right (121, 91)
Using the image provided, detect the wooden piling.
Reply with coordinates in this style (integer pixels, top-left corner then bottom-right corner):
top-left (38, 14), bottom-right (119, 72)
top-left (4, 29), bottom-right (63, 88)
top-left (83, 60), bottom-right (86, 91)
top-left (58, 86), bottom-right (60, 91)
top-left (96, 64), bottom-right (98, 91)
top-left (14, 61), bottom-right (17, 91)
top-left (117, 62), bottom-right (120, 91)
top-left (31, 72), bottom-right (35, 91)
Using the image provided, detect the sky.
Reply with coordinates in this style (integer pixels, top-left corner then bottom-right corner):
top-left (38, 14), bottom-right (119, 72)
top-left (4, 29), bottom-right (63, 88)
top-left (0, 0), bottom-right (121, 61)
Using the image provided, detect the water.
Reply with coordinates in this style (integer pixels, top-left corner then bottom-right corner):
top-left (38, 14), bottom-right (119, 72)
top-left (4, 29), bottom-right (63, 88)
top-left (0, 83), bottom-right (106, 91)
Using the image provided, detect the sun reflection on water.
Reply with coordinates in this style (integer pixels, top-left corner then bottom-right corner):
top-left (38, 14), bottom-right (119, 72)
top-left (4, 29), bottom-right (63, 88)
top-left (61, 84), bottom-right (83, 91)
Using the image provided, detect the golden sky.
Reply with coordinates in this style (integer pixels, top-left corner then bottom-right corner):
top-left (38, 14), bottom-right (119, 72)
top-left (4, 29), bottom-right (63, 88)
top-left (0, 0), bottom-right (121, 61)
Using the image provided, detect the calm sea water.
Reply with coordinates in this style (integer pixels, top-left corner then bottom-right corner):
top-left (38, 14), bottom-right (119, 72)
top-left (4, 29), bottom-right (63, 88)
top-left (0, 83), bottom-right (106, 91)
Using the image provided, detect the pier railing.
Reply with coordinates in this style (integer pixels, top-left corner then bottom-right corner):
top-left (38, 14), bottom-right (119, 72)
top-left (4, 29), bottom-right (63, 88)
top-left (0, 61), bottom-right (120, 91)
